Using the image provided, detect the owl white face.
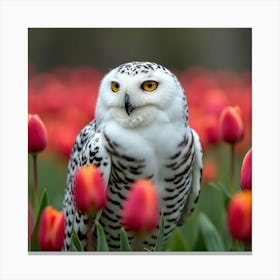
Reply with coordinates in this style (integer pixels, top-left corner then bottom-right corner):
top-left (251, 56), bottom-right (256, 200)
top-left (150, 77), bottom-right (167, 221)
top-left (95, 62), bottom-right (185, 128)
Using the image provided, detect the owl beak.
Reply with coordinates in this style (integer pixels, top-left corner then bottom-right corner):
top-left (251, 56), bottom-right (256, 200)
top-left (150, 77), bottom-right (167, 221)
top-left (124, 93), bottom-right (134, 115)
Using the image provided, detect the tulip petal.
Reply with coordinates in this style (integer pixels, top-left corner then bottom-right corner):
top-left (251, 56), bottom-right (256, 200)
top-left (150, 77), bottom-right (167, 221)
top-left (38, 206), bottom-right (65, 251)
top-left (74, 165), bottom-right (107, 214)
top-left (219, 106), bottom-right (244, 144)
top-left (240, 149), bottom-right (252, 190)
top-left (121, 179), bottom-right (159, 234)
top-left (227, 190), bottom-right (252, 242)
top-left (28, 114), bottom-right (48, 154)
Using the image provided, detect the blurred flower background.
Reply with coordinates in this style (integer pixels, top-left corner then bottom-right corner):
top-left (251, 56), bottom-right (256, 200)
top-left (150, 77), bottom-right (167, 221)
top-left (28, 28), bottom-right (252, 251)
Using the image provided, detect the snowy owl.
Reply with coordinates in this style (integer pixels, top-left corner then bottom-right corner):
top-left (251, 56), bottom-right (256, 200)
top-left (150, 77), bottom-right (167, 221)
top-left (63, 61), bottom-right (203, 251)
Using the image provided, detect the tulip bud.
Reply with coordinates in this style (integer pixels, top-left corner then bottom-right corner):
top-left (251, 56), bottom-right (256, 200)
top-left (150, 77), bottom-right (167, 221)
top-left (74, 165), bottom-right (107, 214)
top-left (227, 190), bottom-right (252, 242)
top-left (38, 206), bottom-right (65, 251)
top-left (219, 106), bottom-right (244, 144)
top-left (121, 179), bottom-right (159, 233)
top-left (240, 149), bottom-right (252, 190)
top-left (28, 114), bottom-right (48, 154)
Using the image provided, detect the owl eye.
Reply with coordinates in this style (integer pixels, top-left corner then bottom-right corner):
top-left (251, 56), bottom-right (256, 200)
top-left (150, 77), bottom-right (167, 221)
top-left (111, 81), bottom-right (120, 93)
top-left (141, 80), bottom-right (158, 92)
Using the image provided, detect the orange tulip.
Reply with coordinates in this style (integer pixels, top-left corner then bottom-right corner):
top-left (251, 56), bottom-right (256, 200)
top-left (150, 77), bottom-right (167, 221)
top-left (227, 190), bottom-right (252, 242)
top-left (28, 113), bottom-right (48, 154)
top-left (219, 106), bottom-right (244, 144)
top-left (121, 179), bottom-right (159, 233)
top-left (38, 206), bottom-right (65, 251)
top-left (74, 165), bottom-right (107, 214)
top-left (240, 149), bottom-right (252, 190)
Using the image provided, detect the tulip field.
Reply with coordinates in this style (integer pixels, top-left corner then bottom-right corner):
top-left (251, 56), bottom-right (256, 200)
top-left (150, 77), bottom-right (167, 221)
top-left (28, 64), bottom-right (252, 252)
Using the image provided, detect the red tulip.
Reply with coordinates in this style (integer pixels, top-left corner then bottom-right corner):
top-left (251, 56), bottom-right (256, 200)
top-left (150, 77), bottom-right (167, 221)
top-left (227, 190), bottom-right (252, 242)
top-left (219, 106), bottom-right (244, 144)
top-left (28, 113), bottom-right (48, 154)
top-left (240, 149), bottom-right (252, 190)
top-left (121, 179), bottom-right (159, 233)
top-left (38, 206), bottom-right (65, 251)
top-left (74, 165), bottom-right (107, 214)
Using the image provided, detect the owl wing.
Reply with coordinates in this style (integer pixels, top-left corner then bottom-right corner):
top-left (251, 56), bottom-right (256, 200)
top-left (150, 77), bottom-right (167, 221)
top-left (177, 128), bottom-right (203, 225)
top-left (63, 120), bottom-right (111, 250)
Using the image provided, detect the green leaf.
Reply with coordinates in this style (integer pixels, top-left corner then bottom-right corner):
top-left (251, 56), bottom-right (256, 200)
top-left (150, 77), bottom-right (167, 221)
top-left (71, 231), bottom-right (84, 251)
top-left (154, 211), bottom-right (165, 251)
top-left (143, 247), bottom-right (152, 252)
top-left (167, 228), bottom-right (189, 251)
top-left (198, 212), bottom-right (225, 251)
top-left (181, 211), bottom-right (200, 250)
top-left (30, 188), bottom-right (48, 251)
top-left (209, 181), bottom-right (232, 202)
top-left (96, 222), bottom-right (109, 251)
top-left (33, 188), bottom-right (48, 231)
top-left (120, 228), bottom-right (132, 251)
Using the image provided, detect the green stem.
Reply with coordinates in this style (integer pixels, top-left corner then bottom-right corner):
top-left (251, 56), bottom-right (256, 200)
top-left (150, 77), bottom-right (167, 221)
top-left (86, 216), bottom-right (94, 251)
top-left (28, 198), bottom-right (32, 251)
top-left (32, 154), bottom-right (39, 215)
top-left (131, 234), bottom-right (143, 251)
top-left (229, 144), bottom-right (235, 195)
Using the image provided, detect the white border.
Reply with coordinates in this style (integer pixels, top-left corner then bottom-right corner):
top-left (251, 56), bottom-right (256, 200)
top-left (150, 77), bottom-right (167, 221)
top-left (1, 0), bottom-right (279, 279)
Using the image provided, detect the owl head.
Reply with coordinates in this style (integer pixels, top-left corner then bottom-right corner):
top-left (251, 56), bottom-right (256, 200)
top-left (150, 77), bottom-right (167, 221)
top-left (95, 62), bottom-right (187, 128)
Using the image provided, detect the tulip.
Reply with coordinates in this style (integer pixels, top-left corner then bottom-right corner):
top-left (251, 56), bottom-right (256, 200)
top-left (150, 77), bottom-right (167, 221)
top-left (74, 165), bottom-right (107, 214)
top-left (38, 206), bottom-right (65, 251)
top-left (121, 179), bottom-right (159, 233)
top-left (28, 113), bottom-right (48, 213)
top-left (227, 190), bottom-right (252, 243)
top-left (219, 106), bottom-right (244, 144)
top-left (240, 149), bottom-right (252, 190)
top-left (219, 106), bottom-right (245, 194)
top-left (28, 114), bottom-right (48, 154)
top-left (74, 165), bottom-right (107, 251)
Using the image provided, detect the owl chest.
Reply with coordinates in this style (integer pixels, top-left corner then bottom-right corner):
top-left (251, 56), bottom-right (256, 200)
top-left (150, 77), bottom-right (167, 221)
top-left (104, 133), bottom-right (163, 184)
top-left (102, 122), bottom-right (187, 190)
top-left (99, 124), bottom-right (193, 249)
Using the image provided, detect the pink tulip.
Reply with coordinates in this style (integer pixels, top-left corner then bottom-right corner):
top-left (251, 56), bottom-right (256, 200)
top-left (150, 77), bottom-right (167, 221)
top-left (28, 114), bottom-right (48, 154)
top-left (219, 106), bottom-right (244, 144)
top-left (240, 149), bottom-right (252, 190)
top-left (74, 165), bottom-right (107, 214)
top-left (121, 179), bottom-right (159, 233)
